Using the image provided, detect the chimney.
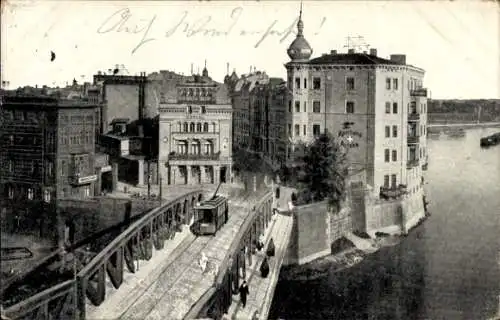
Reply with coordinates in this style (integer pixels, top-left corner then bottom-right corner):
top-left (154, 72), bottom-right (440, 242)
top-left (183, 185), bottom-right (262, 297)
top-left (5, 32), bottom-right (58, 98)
top-left (348, 49), bottom-right (355, 54)
top-left (389, 54), bottom-right (406, 65)
top-left (330, 50), bottom-right (337, 55)
top-left (369, 48), bottom-right (377, 56)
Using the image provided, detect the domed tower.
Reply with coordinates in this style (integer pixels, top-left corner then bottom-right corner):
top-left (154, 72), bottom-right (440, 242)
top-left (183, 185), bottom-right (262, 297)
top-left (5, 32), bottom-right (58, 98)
top-left (287, 2), bottom-right (313, 62)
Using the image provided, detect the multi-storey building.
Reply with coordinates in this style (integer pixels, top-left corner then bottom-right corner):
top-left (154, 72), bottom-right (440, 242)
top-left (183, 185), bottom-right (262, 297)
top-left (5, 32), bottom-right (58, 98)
top-left (230, 72), bottom-right (288, 166)
top-left (0, 94), bottom-right (101, 236)
top-left (284, 8), bottom-right (428, 233)
top-left (158, 69), bottom-right (233, 185)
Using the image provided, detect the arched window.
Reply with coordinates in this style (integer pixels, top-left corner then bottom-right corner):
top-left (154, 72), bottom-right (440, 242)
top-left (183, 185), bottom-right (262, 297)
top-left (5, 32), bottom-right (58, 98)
top-left (201, 88), bottom-right (206, 97)
top-left (190, 122), bottom-right (195, 132)
top-left (183, 122), bottom-right (188, 132)
top-left (203, 122), bottom-right (209, 132)
top-left (178, 122), bottom-right (182, 132)
top-left (212, 122), bottom-right (217, 132)
top-left (201, 106), bottom-right (206, 114)
top-left (204, 140), bottom-right (213, 154)
top-left (191, 140), bottom-right (201, 154)
top-left (196, 123), bottom-right (202, 132)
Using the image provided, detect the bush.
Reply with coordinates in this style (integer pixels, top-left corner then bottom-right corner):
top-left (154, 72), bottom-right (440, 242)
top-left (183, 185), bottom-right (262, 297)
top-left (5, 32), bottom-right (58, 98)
top-left (330, 237), bottom-right (356, 255)
top-left (353, 230), bottom-right (371, 239)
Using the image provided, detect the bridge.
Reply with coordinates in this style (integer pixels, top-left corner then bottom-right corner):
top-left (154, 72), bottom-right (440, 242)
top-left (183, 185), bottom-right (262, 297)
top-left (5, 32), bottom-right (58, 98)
top-left (2, 184), bottom-right (295, 320)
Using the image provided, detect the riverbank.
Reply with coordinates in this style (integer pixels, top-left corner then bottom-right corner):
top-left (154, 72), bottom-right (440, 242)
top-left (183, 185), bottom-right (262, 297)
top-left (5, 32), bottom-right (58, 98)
top-left (279, 211), bottom-right (430, 281)
top-left (428, 121), bottom-right (500, 129)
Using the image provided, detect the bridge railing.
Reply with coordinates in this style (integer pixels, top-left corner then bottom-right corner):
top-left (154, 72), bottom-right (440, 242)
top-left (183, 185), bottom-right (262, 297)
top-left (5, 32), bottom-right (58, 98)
top-left (3, 189), bottom-right (204, 320)
top-left (186, 188), bottom-right (275, 319)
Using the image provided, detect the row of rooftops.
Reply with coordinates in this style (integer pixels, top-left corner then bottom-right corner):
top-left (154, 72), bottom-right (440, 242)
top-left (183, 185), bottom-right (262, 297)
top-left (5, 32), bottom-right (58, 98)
top-left (2, 47), bottom-right (421, 107)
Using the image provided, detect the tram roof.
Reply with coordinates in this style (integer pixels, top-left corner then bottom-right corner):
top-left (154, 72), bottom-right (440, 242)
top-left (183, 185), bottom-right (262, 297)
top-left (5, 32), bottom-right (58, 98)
top-left (194, 195), bottom-right (226, 209)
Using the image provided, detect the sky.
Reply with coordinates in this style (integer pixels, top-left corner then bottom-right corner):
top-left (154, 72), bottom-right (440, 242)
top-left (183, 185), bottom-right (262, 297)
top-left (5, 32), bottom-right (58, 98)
top-left (1, 0), bottom-right (499, 99)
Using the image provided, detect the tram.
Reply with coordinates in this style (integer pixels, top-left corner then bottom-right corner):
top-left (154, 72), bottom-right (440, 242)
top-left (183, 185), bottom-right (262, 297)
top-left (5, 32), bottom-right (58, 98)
top-left (193, 183), bottom-right (229, 236)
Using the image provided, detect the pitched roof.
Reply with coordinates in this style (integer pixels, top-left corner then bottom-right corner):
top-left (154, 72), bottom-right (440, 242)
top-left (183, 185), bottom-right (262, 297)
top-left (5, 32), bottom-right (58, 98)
top-left (308, 53), bottom-right (401, 65)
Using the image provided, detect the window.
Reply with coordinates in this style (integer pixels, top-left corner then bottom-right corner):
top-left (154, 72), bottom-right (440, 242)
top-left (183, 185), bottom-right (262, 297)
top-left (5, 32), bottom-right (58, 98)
top-left (295, 77), bottom-right (300, 89)
top-left (392, 125), bottom-right (398, 137)
top-left (44, 190), bottom-right (51, 203)
top-left (385, 126), bottom-right (390, 138)
top-left (183, 122), bottom-right (188, 132)
top-left (393, 102), bottom-right (398, 114)
top-left (393, 78), bottom-right (398, 90)
top-left (288, 124), bottom-right (292, 135)
top-left (391, 174), bottom-right (397, 188)
top-left (47, 161), bottom-right (53, 177)
top-left (313, 101), bottom-right (320, 113)
top-left (84, 186), bottom-right (90, 197)
top-left (346, 77), bottom-right (355, 90)
top-left (313, 77), bottom-right (321, 90)
top-left (201, 106), bottom-right (206, 114)
top-left (9, 135), bottom-right (14, 145)
top-left (203, 122), bottom-right (209, 132)
top-left (27, 188), bottom-right (34, 200)
top-left (385, 102), bottom-right (391, 114)
top-left (304, 78), bottom-right (307, 89)
top-left (190, 122), bottom-right (195, 132)
top-left (346, 101), bottom-right (355, 114)
top-left (295, 101), bottom-right (300, 113)
top-left (313, 124), bottom-right (321, 136)
top-left (384, 149), bottom-right (390, 162)
top-left (392, 150), bottom-right (397, 162)
top-left (386, 78), bottom-right (391, 90)
top-left (288, 100), bottom-right (292, 113)
top-left (303, 125), bottom-right (307, 135)
top-left (303, 101), bottom-right (307, 112)
top-left (187, 106), bottom-right (192, 114)
top-left (295, 124), bottom-right (300, 136)
top-left (384, 175), bottom-right (390, 188)
top-left (196, 123), bottom-right (202, 132)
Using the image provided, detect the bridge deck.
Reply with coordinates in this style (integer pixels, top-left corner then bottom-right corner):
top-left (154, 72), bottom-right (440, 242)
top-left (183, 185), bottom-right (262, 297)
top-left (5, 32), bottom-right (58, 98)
top-left (226, 186), bottom-right (295, 320)
top-left (87, 191), bottom-right (263, 320)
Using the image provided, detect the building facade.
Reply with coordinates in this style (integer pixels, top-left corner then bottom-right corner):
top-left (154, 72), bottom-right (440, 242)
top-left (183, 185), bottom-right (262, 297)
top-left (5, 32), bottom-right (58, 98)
top-left (284, 8), bottom-right (428, 233)
top-left (230, 72), bottom-right (288, 166)
top-left (158, 70), bottom-right (233, 185)
top-left (0, 94), bottom-right (101, 236)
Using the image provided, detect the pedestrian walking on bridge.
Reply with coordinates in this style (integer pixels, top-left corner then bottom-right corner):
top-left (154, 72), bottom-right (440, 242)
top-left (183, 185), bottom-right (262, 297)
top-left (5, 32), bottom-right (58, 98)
top-left (239, 280), bottom-right (249, 308)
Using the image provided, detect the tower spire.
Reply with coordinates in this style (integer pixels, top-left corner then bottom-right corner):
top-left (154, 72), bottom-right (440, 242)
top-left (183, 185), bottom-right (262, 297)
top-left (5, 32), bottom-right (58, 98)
top-left (297, 0), bottom-right (304, 36)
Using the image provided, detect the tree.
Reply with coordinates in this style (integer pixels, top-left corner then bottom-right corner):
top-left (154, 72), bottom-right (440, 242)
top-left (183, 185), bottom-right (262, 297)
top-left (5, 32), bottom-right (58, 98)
top-left (295, 132), bottom-right (348, 212)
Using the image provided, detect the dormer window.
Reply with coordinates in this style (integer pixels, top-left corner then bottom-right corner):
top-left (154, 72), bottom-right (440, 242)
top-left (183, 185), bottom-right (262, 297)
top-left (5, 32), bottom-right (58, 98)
top-left (201, 106), bottom-right (206, 114)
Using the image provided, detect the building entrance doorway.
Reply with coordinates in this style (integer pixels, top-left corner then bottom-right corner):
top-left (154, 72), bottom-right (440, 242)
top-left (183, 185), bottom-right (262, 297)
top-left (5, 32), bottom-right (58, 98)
top-left (101, 171), bottom-right (113, 193)
top-left (220, 166), bottom-right (227, 183)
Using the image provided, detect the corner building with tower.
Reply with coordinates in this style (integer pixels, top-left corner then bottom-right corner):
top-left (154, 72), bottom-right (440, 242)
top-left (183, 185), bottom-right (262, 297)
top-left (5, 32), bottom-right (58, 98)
top-left (284, 7), bottom-right (429, 235)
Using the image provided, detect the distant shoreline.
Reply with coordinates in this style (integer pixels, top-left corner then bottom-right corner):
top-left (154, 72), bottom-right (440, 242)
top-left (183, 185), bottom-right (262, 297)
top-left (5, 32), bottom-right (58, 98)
top-left (427, 122), bottom-right (500, 129)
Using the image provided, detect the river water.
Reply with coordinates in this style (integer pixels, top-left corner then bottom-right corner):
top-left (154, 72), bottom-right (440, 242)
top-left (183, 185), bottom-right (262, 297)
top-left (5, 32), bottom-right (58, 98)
top-left (269, 127), bottom-right (500, 320)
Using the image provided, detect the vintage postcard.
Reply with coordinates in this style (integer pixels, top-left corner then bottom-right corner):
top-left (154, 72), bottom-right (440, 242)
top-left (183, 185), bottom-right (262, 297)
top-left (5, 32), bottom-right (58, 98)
top-left (1, 1), bottom-right (499, 319)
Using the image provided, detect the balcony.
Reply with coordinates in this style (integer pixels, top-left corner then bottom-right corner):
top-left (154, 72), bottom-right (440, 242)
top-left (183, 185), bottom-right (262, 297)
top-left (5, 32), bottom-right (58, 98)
top-left (168, 151), bottom-right (220, 161)
top-left (407, 134), bottom-right (420, 144)
top-left (70, 174), bottom-right (98, 185)
top-left (410, 88), bottom-right (427, 97)
top-left (407, 158), bottom-right (419, 168)
top-left (408, 112), bottom-right (420, 121)
top-left (380, 184), bottom-right (408, 200)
